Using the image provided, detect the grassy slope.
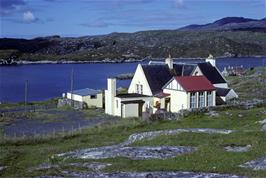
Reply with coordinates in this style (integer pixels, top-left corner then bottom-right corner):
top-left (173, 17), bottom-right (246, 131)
top-left (0, 107), bottom-right (266, 177)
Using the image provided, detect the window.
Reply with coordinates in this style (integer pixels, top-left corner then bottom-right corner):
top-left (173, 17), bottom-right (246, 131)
top-left (140, 85), bottom-right (143, 94)
top-left (207, 91), bottom-right (213, 106)
top-left (90, 95), bottom-right (97, 99)
top-left (199, 92), bottom-right (205, 107)
top-left (190, 92), bottom-right (196, 108)
top-left (136, 84), bottom-right (139, 93)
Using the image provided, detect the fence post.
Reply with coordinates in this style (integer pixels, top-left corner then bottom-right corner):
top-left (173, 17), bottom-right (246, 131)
top-left (62, 126), bottom-right (65, 136)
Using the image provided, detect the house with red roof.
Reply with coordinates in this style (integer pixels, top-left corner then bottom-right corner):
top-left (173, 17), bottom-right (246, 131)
top-left (105, 55), bottom-right (237, 118)
top-left (162, 76), bottom-right (216, 112)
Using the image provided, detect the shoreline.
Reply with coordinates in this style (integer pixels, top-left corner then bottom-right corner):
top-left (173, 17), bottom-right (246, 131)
top-left (1, 56), bottom-right (266, 66)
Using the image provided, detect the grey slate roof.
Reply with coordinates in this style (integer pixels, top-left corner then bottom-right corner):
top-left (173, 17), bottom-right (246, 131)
top-left (173, 64), bottom-right (196, 76)
top-left (69, 88), bottom-right (101, 96)
top-left (140, 61), bottom-right (226, 95)
top-left (142, 64), bottom-right (173, 95)
top-left (197, 62), bottom-right (226, 84)
top-left (216, 87), bottom-right (231, 97)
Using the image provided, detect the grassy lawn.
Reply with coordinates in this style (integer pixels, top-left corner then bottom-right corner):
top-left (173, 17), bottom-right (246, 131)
top-left (0, 106), bottom-right (265, 177)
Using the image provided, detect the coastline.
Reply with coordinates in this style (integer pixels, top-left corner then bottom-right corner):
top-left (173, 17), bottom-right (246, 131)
top-left (1, 55), bottom-right (266, 66)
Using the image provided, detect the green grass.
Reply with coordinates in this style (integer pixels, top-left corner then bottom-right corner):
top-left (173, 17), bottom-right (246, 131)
top-left (0, 106), bottom-right (266, 177)
top-left (226, 67), bottom-right (266, 101)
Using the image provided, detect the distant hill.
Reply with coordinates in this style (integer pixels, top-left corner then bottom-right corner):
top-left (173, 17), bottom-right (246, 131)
top-left (179, 17), bottom-right (266, 32)
top-left (0, 17), bottom-right (266, 64)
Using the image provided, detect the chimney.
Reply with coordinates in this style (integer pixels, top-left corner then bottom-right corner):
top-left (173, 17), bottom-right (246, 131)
top-left (105, 78), bottom-right (116, 115)
top-left (205, 54), bottom-right (216, 67)
top-left (165, 53), bottom-right (173, 69)
top-left (108, 78), bottom-right (116, 97)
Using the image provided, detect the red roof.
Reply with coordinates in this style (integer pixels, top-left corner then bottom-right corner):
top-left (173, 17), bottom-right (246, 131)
top-left (175, 76), bottom-right (215, 92)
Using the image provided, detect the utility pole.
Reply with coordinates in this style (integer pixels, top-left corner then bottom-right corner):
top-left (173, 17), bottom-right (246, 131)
top-left (24, 80), bottom-right (28, 113)
top-left (70, 69), bottom-right (74, 107)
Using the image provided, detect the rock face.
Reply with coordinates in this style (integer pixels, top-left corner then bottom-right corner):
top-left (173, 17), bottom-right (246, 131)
top-left (224, 145), bottom-right (251, 152)
top-left (60, 171), bottom-right (247, 178)
top-left (262, 124), bottom-right (266, 131)
top-left (59, 128), bottom-right (233, 160)
top-left (240, 156), bottom-right (266, 170)
top-left (66, 146), bottom-right (197, 160)
top-left (66, 162), bottom-right (112, 171)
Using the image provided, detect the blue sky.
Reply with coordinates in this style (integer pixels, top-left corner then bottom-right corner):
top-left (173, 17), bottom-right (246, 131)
top-left (0, 0), bottom-right (265, 38)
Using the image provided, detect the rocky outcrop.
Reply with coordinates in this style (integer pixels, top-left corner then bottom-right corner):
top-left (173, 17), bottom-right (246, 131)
top-left (240, 156), bottom-right (266, 170)
top-left (59, 128), bottom-right (233, 160)
top-left (59, 171), bottom-right (247, 178)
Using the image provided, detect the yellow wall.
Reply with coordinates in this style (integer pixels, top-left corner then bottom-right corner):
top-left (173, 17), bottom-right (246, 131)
top-left (83, 93), bottom-right (103, 108)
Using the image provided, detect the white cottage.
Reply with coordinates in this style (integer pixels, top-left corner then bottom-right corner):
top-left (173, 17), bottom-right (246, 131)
top-left (162, 76), bottom-right (216, 112)
top-left (105, 55), bottom-right (238, 117)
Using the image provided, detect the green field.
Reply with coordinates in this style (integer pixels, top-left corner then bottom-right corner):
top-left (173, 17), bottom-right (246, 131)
top-left (0, 106), bottom-right (266, 177)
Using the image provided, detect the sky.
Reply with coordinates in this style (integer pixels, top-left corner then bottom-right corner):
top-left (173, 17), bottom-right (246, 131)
top-left (0, 0), bottom-right (265, 39)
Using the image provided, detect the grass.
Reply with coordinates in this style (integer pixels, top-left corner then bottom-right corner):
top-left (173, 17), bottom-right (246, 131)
top-left (226, 67), bottom-right (266, 101)
top-left (0, 106), bottom-right (266, 177)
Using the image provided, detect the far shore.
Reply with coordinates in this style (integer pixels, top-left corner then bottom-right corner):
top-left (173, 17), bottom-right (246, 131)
top-left (1, 55), bottom-right (266, 66)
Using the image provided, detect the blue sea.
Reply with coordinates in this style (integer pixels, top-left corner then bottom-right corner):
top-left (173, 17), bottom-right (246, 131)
top-left (0, 57), bottom-right (265, 103)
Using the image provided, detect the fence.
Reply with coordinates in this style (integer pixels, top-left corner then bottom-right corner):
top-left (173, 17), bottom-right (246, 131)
top-left (0, 103), bottom-right (57, 114)
top-left (1, 123), bottom-right (87, 141)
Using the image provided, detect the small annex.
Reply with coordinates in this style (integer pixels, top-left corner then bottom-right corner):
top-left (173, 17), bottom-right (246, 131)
top-left (65, 88), bottom-right (103, 108)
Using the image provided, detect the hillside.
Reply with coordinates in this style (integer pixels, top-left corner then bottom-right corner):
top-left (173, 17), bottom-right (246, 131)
top-left (0, 17), bottom-right (266, 64)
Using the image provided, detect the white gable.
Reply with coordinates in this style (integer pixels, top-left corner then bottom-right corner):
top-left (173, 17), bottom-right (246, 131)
top-left (128, 64), bottom-right (153, 96)
top-left (164, 78), bottom-right (184, 91)
top-left (191, 66), bottom-right (203, 76)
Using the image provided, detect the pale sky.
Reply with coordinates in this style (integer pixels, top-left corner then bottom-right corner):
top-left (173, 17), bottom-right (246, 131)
top-left (0, 0), bottom-right (265, 38)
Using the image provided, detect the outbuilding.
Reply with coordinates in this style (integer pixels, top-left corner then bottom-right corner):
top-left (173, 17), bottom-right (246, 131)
top-left (66, 88), bottom-right (103, 108)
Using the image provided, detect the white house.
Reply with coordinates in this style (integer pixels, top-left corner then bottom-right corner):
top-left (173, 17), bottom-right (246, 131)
top-left (162, 76), bottom-right (216, 112)
top-left (105, 55), bottom-right (238, 118)
top-left (66, 88), bottom-right (103, 108)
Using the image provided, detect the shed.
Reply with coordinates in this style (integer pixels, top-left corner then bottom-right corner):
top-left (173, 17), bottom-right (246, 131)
top-left (66, 88), bottom-right (103, 108)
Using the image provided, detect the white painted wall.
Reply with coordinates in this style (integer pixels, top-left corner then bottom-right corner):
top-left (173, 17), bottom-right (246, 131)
top-left (163, 88), bottom-right (188, 112)
top-left (113, 96), bottom-right (152, 117)
top-left (66, 93), bottom-right (83, 102)
top-left (191, 66), bottom-right (203, 76)
top-left (128, 64), bottom-right (153, 96)
top-left (214, 83), bottom-right (229, 88)
top-left (105, 78), bottom-right (116, 115)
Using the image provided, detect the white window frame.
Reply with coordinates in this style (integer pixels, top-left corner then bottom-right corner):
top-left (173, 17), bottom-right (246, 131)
top-left (199, 92), bottom-right (205, 108)
top-left (140, 84), bottom-right (143, 94)
top-left (190, 92), bottom-right (196, 108)
top-left (207, 91), bottom-right (213, 106)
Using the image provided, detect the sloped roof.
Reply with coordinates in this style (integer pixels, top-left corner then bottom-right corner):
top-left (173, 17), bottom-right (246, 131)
top-left (197, 62), bottom-right (226, 84)
top-left (173, 64), bottom-right (196, 76)
top-left (116, 93), bottom-right (150, 98)
top-left (69, 88), bottom-right (101, 96)
top-left (216, 87), bottom-right (231, 97)
top-left (142, 64), bottom-right (172, 95)
top-left (175, 76), bottom-right (216, 92)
